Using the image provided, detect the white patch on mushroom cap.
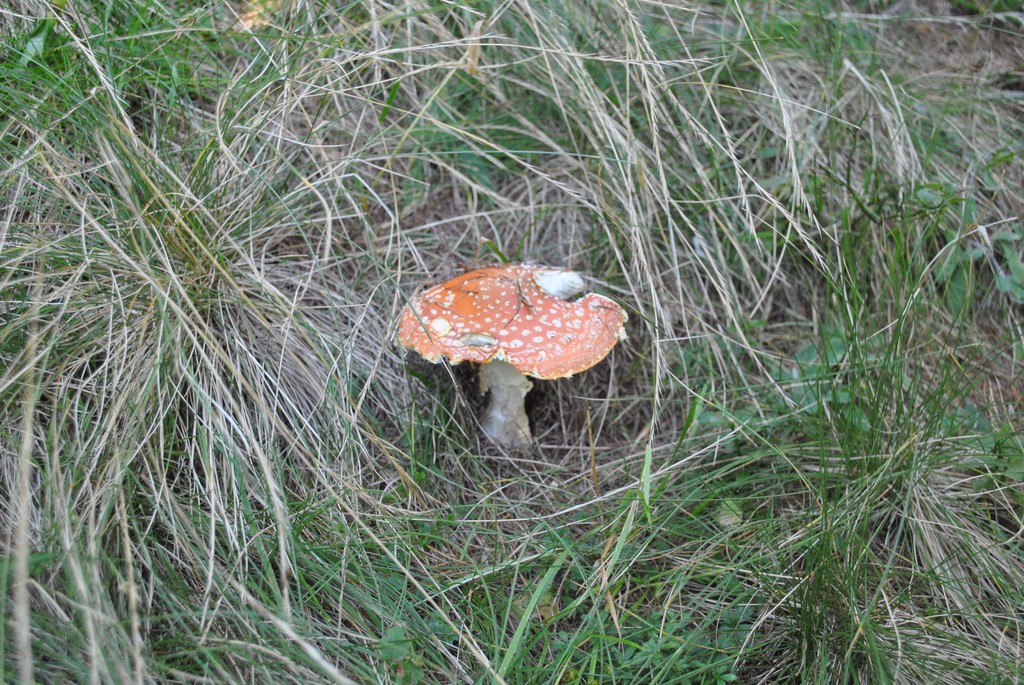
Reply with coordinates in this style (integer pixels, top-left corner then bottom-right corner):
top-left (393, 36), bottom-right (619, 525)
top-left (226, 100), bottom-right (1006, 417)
top-left (533, 269), bottom-right (585, 299)
top-left (462, 332), bottom-right (497, 347)
top-left (429, 317), bottom-right (453, 335)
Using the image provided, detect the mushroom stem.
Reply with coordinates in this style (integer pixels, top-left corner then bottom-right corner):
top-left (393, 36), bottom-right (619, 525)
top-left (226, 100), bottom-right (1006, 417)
top-left (478, 359), bottom-right (534, 448)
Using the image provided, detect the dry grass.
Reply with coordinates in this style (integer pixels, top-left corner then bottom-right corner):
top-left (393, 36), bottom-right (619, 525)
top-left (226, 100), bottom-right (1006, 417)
top-left (2, 0), bottom-right (1023, 682)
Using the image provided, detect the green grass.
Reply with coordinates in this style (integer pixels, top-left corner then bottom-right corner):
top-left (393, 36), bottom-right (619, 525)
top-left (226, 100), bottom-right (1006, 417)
top-left (2, 0), bottom-right (1023, 683)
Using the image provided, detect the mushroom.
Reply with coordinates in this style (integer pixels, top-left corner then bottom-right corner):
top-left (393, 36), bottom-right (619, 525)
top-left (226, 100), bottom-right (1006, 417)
top-left (398, 264), bottom-right (627, 448)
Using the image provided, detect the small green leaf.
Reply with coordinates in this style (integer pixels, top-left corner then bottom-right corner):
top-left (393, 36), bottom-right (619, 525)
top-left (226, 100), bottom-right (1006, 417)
top-left (915, 185), bottom-right (945, 206)
top-left (19, 18), bottom-right (56, 68)
top-left (991, 231), bottom-right (1022, 243)
top-left (842, 405), bottom-right (871, 433)
top-left (678, 384), bottom-right (708, 444)
top-left (964, 243), bottom-right (987, 260)
top-left (716, 499), bottom-right (743, 529)
top-left (944, 264), bottom-right (969, 315)
top-left (698, 410), bottom-right (728, 427)
top-left (934, 249), bottom-right (960, 280)
top-left (481, 240), bottom-right (509, 263)
top-left (380, 625), bottom-right (411, 661)
top-left (379, 80), bottom-right (402, 122)
top-left (795, 342), bottom-right (819, 365)
top-left (399, 659), bottom-right (424, 684)
top-left (831, 388), bottom-right (851, 404)
top-left (823, 335), bottom-right (847, 366)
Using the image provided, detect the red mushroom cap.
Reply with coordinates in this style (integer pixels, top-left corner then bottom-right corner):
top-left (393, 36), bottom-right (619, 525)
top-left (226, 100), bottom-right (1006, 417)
top-left (398, 264), bottom-right (627, 379)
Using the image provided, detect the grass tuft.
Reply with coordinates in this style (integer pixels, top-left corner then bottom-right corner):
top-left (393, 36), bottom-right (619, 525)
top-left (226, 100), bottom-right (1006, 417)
top-left (2, 0), bottom-right (1022, 682)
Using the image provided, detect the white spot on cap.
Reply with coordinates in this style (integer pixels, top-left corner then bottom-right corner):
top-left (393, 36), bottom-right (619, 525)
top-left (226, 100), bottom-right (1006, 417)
top-left (462, 332), bottom-right (497, 347)
top-left (429, 318), bottom-right (452, 336)
top-left (533, 269), bottom-right (585, 298)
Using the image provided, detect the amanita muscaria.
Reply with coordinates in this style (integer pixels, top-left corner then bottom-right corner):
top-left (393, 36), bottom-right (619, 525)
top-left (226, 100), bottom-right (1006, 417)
top-left (398, 263), bottom-right (627, 447)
